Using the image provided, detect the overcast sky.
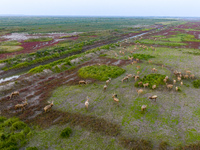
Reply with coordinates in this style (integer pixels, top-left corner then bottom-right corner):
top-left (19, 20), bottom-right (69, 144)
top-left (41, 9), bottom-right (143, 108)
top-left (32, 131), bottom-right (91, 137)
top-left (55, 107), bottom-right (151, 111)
top-left (0, 0), bottom-right (199, 17)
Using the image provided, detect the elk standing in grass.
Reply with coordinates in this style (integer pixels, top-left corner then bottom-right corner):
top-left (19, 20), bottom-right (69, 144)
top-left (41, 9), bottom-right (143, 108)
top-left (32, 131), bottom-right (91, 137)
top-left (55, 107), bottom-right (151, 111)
top-left (151, 68), bottom-right (157, 73)
top-left (79, 80), bottom-right (87, 85)
top-left (44, 101), bottom-right (54, 113)
top-left (152, 85), bottom-right (156, 90)
top-left (136, 89), bottom-right (143, 96)
top-left (9, 91), bottom-right (19, 100)
top-left (112, 93), bottom-right (119, 106)
top-left (141, 105), bottom-right (147, 112)
top-left (15, 98), bottom-right (28, 111)
top-left (135, 75), bottom-right (140, 81)
top-left (106, 78), bottom-right (111, 85)
top-left (103, 85), bottom-right (107, 91)
top-left (122, 76), bottom-right (129, 82)
top-left (85, 96), bottom-right (89, 110)
top-left (143, 83), bottom-right (149, 88)
top-left (166, 83), bottom-right (173, 89)
top-left (180, 81), bottom-right (183, 86)
top-left (149, 95), bottom-right (157, 102)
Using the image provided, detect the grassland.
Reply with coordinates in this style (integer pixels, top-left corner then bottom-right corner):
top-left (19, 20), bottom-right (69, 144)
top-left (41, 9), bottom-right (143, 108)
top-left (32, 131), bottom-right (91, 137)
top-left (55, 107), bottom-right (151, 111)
top-left (1, 18), bottom-right (200, 149)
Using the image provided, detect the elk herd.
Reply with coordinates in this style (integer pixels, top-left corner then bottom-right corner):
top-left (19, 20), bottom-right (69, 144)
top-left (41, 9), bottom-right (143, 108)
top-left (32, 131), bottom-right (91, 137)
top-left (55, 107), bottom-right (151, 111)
top-left (6, 41), bottom-right (197, 115)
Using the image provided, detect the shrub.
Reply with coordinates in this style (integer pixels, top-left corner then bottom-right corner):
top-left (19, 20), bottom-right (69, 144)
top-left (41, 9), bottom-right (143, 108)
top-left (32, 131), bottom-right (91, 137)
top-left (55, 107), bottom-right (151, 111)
top-left (11, 121), bottom-right (27, 130)
top-left (0, 117), bottom-right (31, 150)
top-left (135, 74), bottom-right (166, 89)
top-left (26, 147), bottom-right (38, 150)
top-left (78, 65), bottom-right (125, 81)
top-left (193, 80), bottom-right (200, 88)
top-left (60, 127), bottom-right (72, 138)
top-left (131, 54), bottom-right (155, 60)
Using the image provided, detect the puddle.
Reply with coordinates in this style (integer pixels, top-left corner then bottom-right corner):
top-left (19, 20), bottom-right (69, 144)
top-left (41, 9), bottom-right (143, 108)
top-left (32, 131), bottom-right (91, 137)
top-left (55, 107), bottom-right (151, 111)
top-left (0, 75), bottom-right (20, 84)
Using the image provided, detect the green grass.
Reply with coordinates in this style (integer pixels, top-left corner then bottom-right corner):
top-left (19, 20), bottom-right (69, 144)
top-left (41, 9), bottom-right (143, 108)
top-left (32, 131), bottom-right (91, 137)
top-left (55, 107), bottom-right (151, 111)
top-left (131, 53), bottom-right (155, 60)
top-left (0, 116), bottom-right (31, 150)
top-left (138, 39), bottom-right (187, 46)
top-left (0, 41), bottom-right (21, 46)
top-left (78, 65), bottom-right (125, 81)
top-left (0, 46), bottom-right (24, 53)
top-left (193, 80), bottom-right (200, 88)
top-left (135, 73), bottom-right (166, 89)
top-left (24, 37), bottom-right (53, 42)
top-left (162, 33), bottom-right (200, 42)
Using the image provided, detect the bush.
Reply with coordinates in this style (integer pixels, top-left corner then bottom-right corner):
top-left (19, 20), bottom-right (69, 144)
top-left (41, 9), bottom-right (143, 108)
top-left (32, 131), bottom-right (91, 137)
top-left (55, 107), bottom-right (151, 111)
top-left (131, 54), bottom-right (155, 60)
top-left (26, 147), bottom-right (38, 150)
top-left (135, 74), bottom-right (166, 89)
top-left (78, 65), bottom-right (125, 81)
top-left (60, 127), bottom-right (72, 138)
top-left (11, 121), bottom-right (27, 130)
top-left (0, 117), bottom-right (31, 150)
top-left (193, 79), bottom-right (200, 88)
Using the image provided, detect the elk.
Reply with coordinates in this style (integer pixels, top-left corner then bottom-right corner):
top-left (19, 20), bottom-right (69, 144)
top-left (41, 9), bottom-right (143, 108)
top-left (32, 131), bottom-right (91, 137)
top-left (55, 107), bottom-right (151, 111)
top-left (162, 65), bottom-right (164, 68)
top-left (148, 60), bottom-right (152, 64)
top-left (135, 75), bottom-right (140, 81)
top-left (106, 78), bottom-right (111, 85)
top-left (44, 101), bottom-right (54, 113)
top-left (103, 85), bottom-right (107, 91)
top-left (122, 76), bottom-right (129, 82)
top-left (183, 75), bottom-right (189, 79)
top-left (137, 71), bottom-right (140, 75)
top-left (151, 68), bottom-right (157, 73)
top-left (163, 78), bottom-right (167, 83)
top-left (136, 58), bottom-right (139, 62)
top-left (9, 91), bottom-right (19, 100)
top-left (114, 53), bottom-right (118, 57)
top-left (177, 76), bottom-right (181, 82)
top-left (79, 80), bottom-right (87, 85)
top-left (136, 66), bottom-right (140, 69)
top-left (180, 81), bottom-right (183, 86)
top-left (112, 93), bottom-right (119, 105)
top-left (185, 70), bottom-right (191, 75)
top-left (126, 74), bottom-right (133, 78)
top-left (128, 56), bottom-right (133, 61)
top-left (165, 76), bottom-right (169, 80)
top-left (190, 74), bottom-right (195, 79)
top-left (132, 61), bottom-right (137, 64)
top-left (149, 95), bottom-right (157, 102)
top-left (152, 85), bottom-right (156, 90)
top-left (143, 83), bottom-right (149, 88)
top-left (176, 87), bottom-right (179, 91)
top-left (136, 89), bottom-right (143, 96)
top-left (85, 96), bottom-right (89, 110)
top-left (141, 105), bottom-right (147, 112)
top-left (138, 81), bottom-right (143, 86)
top-left (166, 83), bottom-right (173, 89)
top-left (15, 98), bottom-right (28, 111)
top-left (173, 79), bottom-right (176, 84)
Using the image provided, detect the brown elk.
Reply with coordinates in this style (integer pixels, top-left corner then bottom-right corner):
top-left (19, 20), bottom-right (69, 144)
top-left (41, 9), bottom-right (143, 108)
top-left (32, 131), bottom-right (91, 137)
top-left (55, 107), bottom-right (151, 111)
top-left (135, 75), bottom-right (140, 81)
top-left (143, 83), bottom-right (149, 88)
top-left (151, 68), bottom-right (157, 73)
top-left (152, 85), bottom-right (156, 90)
top-left (106, 78), bottom-right (111, 85)
top-left (103, 85), bottom-right (107, 91)
top-left (141, 105), bottom-right (147, 112)
top-left (122, 76), bottom-right (129, 82)
top-left (15, 98), bottom-right (28, 111)
top-left (136, 89), bottom-right (143, 96)
top-left (44, 101), bottom-right (54, 113)
top-left (166, 83), bottom-right (173, 89)
top-left (79, 80), bottom-right (87, 85)
top-left (149, 95), bottom-right (157, 102)
top-left (112, 93), bottom-right (119, 105)
top-left (9, 91), bottom-right (19, 100)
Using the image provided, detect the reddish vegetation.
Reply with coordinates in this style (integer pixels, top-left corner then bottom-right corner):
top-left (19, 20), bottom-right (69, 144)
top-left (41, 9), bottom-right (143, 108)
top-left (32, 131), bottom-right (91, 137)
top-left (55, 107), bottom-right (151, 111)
top-left (0, 40), bottom-right (59, 59)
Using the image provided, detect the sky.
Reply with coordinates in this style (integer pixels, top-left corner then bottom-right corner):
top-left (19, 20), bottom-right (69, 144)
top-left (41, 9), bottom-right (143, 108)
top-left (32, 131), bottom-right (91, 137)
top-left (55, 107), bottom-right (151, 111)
top-left (0, 0), bottom-right (200, 17)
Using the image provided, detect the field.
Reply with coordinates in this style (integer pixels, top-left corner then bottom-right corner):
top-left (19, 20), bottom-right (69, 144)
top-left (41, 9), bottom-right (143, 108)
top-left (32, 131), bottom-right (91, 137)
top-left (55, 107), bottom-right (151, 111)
top-left (0, 17), bottom-right (200, 150)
